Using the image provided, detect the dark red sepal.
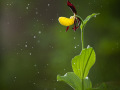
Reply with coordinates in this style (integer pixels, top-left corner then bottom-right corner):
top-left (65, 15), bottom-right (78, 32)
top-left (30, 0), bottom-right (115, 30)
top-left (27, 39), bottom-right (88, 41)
top-left (72, 17), bottom-right (81, 31)
top-left (76, 17), bottom-right (81, 28)
top-left (72, 19), bottom-right (77, 31)
top-left (66, 26), bottom-right (69, 32)
top-left (67, 0), bottom-right (77, 14)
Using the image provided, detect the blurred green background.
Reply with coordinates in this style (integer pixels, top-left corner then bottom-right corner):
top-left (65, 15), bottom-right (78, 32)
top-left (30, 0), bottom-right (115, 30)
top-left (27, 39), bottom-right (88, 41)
top-left (0, 0), bottom-right (120, 90)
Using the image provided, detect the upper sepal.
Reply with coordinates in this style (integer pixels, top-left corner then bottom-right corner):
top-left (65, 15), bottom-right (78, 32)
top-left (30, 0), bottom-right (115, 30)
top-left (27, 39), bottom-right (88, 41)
top-left (67, 0), bottom-right (77, 14)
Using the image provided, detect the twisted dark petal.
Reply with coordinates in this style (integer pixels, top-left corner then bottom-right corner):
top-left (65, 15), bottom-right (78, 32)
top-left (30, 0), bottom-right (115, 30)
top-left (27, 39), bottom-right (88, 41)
top-left (67, 0), bottom-right (77, 14)
top-left (66, 26), bottom-right (69, 32)
top-left (72, 19), bottom-right (77, 31)
top-left (72, 17), bottom-right (81, 31)
top-left (76, 17), bottom-right (81, 28)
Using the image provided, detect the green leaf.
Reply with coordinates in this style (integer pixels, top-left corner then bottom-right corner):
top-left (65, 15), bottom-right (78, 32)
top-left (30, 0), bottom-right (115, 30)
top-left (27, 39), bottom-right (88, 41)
top-left (84, 77), bottom-right (92, 90)
top-left (57, 72), bottom-right (82, 90)
top-left (57, 72), bottom-right (92, 90)
top-left (80, 13), bottom-right (100, 30)
top-left (72, 46), bottom-right (96, 79)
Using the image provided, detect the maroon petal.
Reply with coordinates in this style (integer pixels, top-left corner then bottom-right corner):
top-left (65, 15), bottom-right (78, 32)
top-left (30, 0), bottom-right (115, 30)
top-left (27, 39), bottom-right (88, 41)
top-left (72, 19), bottom-right (77, 31)
top-left (72, 17), bottom-right (81, 31)
top-left (67, 0), bottom-right (77, 14)
top-left (76, 17), bottom-right (81, 28)
top-left (66, 26), bottom-right (69, 32)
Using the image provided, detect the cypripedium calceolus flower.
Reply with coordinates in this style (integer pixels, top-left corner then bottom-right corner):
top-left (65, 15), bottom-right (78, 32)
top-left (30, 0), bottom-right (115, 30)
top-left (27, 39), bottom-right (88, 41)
top-left (58, 0), bottom-right (81, 32)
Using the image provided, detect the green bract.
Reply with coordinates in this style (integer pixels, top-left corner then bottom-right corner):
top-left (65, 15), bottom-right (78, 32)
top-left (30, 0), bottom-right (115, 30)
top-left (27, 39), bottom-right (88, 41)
top-left (80, 13), bottom-right (100, 30)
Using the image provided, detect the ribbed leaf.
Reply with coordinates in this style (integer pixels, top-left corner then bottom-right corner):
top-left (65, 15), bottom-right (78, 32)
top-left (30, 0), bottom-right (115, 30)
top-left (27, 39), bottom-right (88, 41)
top-left (72, 46), bottom-right (96, 79)
top-left (57, 72), bottom-right (92, 90)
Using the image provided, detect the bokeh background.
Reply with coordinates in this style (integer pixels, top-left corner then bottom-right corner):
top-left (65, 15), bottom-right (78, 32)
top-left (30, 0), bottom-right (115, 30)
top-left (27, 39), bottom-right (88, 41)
top-left (0, 0), bottom-right (120, 90)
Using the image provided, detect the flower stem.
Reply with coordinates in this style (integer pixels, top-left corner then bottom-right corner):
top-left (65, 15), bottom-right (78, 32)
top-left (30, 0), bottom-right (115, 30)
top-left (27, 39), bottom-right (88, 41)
top-left (77, 15), bottom-right (84, 89)
top-left (82, 79), bottom-right (84, 90)
top-left (81, 28), bottom-right (84, 50)
top-left (81, 27), bottom-right (84, 90)
top-left (76, 15), bottom-right (84, 50)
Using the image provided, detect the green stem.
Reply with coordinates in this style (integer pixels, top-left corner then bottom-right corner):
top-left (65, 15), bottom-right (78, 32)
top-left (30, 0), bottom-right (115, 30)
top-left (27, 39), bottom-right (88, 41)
top-left (76, 15), bottom-right (84, 50)
top-left (81, 27), bottom-right (84, 90)
top-left (82, 79), bottom-right (84, 90)
top-left (81, 28), bottom-right (84, 50)
top-left (77, 15), bottom-right (84, 89)
top-left (81, 29), bottom-right (84, 88)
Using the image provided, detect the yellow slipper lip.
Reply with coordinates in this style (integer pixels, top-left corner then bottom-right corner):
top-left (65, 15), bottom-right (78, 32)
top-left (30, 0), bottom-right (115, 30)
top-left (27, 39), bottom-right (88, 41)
top-left (58, 16), bottom-right (75, 26)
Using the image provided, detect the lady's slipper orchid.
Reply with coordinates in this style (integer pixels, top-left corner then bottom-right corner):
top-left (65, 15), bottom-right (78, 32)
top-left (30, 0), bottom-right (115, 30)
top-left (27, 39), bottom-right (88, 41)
top-left (58, 0), bottom-right (81, 32)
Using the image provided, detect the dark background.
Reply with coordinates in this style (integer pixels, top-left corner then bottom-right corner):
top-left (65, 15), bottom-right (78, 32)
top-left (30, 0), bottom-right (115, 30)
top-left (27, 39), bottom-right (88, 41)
top-left (0, 0), bottom-right (120, 90)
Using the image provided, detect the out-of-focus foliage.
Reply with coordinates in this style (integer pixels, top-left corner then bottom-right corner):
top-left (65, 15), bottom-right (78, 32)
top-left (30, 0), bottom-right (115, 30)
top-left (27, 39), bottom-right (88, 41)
top-left (0, 0), bottom-right (120, 90)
